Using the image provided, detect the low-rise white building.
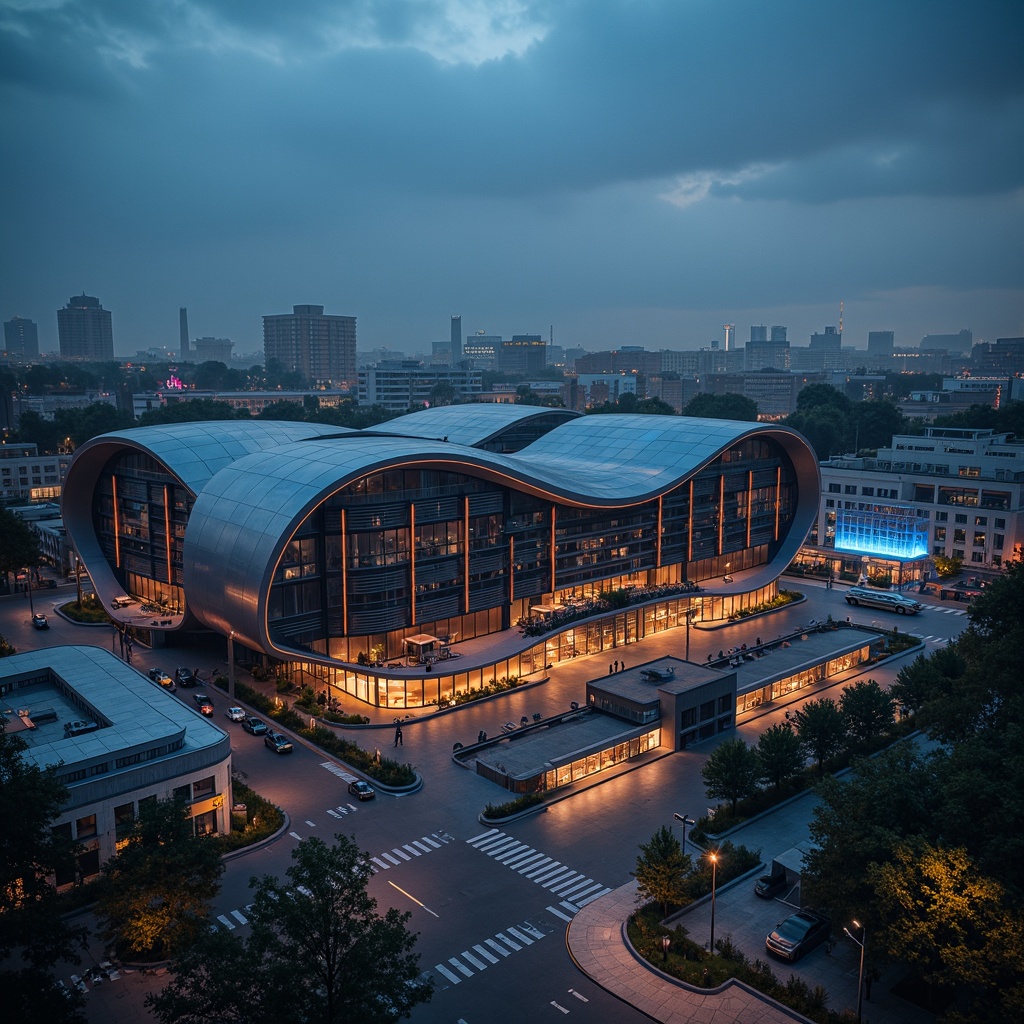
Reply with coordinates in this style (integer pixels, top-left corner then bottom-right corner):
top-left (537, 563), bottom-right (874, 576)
top-left (1, 646), bottom-right (232, 885)
top-left (804, 427), bottom-right (1024, 578)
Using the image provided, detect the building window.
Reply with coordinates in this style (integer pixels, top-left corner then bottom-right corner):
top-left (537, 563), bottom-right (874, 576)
top-left (192, 810), bottom-right (217, 837)
top-left (955, 514), bottom-right (967, 524)
top-left (828, 483), bottom-right (841, 493)
top-left (76, 814), bottom-right (97, 839)
top-left (173, 784), bottom-right (191, 802)
top-left (718, 694), bottom-right (731, 714)
top-left (935, 512), bottom-right (948, 522)
top-left (934, 528), bottom-right (946, 542)
top-left (953, 549), bottom-right (964, 559)
top-left (973, 532), bottom-right (986, 547)
top-left (975, 516), bottom-right (988, 527)
top-left (995, 518), bottom-right (1006, 528)
top-left (953, 529), bottom-right (966, 544)
top-left (825, 499), bottom-right (834, 509)
top-left (192, 776), bottom-right (216, 800)
top-left (861, 487), bottom-right (874, 496)
top-left (994, 534), bottom-right (1004, 550)
top-left (699, 699), bottom-right (715, 721)
top-left (933, 545), bottom-right (944, 556)
top-left (681, 707), bottom-right (697, 728)
top-left (114, 803), bottom-right (134, 840)
top-left (844, 485), bottom-right (857, 494)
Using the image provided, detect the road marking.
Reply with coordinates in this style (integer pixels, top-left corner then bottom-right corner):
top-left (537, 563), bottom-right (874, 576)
top-left (305, 820), bottom-right (317, 827)
top-left (560, 900), bottom-right (581, 914)
top-left (577, 887), bottom-right (612, 906)
top-left (371, 857), bottom-right (389, 870)
top-left (387, 880), bottom-right (439, 918)
top-left (485, 938), bottom-right (512, 957)
top-left (434, 963), bottom-right (461, 985)
top-left (467, 827), bottom-right (499, 843)
top-left (522, 857), bottom-right (554, 877)
top-left (230, 909), bottom-right (247, 925)
top-left (288, 831), bottom-right (303, 840)
top-left (320, 760), bottom-right (358, 783)
top-left (549, 872), bottom-right (583, 892)
top-left (412, 839), bottom-right (435, 852)
top-left (461, 950), bottom-right (488, 971)
top-left (383, 852), bottom-right (401, 865)
top-left (403, 844), bottom-right (421, 857)
top-left (392, 848), bottom-right (412, 861)
top-left (495, 931), bottom-right (521, 951)
top-left (216, 914), bottom-right (234, 930)
top-left (547, 905), bottom-right (573, 922)
top-left (326, 809), bottom-right (341, 818)
top-left (551, 1001), bottom-right (570, 1014)
top-left (449, 957), bottom-right (473, 978)
top-left (569, 989), bottom-right (589, 1002)
top-left (507, 926), bottom-right (533, 946)
top-left (473, 943), bottom-right (499, 964)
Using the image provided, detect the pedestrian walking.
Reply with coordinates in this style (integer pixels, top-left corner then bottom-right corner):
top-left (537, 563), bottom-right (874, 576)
top-left (609, 663), bottom-right (613, 674)
top-left (756, 636), bottom-right (762, 646)
top-left (394, 725), bottom-right (403, 747)
top-left (621, 661), bottom-right (626, 671)
top-left (613, 659), bottom-right (619, 672)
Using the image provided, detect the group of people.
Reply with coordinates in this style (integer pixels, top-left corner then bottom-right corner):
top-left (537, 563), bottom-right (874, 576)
top-left (608, 659), bottom-right (627, 673)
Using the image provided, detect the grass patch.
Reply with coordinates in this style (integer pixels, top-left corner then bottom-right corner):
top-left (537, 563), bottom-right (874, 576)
top-left (58, 594), bottom-right (112, 624)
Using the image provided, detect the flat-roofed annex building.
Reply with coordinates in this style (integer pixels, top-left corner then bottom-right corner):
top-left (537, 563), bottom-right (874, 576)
top-left (1, 646), bottom-right (231, 884)
top-left (62, 406), bottom-right (819, 709)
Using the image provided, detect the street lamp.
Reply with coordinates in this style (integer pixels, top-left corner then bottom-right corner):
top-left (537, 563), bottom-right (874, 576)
top-left (843, 919), bottom-right (866, 1023)
top-left (684, 604), bottom-right (697, 661)
top-left (661, 934), bottom-right (670, 962)
top-left (227, 631), bottom-right (236, 699)
top-left (23, 567), bottom-right (35, 616)
top-left (708, 851), bottom-right (719, 953)
top-left (673, 812), bottom-right (696, 851)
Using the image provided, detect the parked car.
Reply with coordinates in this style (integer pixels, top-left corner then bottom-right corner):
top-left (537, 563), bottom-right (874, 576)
top-left (766, 910), bottom-right (831, 961)
top-left (348, 780), bottom-right (375, 801)
top-left (193, 693), bottom-right (215, 716)
top-left (32, 613), bottom-right (49, 630)
top-left (175, 667), bottom-right (196, 687)
top-left (265, 731), bottom-right (293, 754)
top-left (844, 586), bottom-right (922, 615)
top-left (148, 668), bottom-right (174, 688)
top-left (754, 872), bottom-right (788, 899)
top-left (224, 706), bottom-right (246, 722)
top-left (243, 717), bottom-right (269, 736)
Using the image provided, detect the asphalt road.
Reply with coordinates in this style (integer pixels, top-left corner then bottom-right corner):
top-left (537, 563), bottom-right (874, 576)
top-left (2, 579), bottom-right (968, 1024)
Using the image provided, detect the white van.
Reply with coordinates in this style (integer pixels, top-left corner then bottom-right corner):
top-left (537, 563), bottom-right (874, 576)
top-left (844, 586), bottom-right (922, 615)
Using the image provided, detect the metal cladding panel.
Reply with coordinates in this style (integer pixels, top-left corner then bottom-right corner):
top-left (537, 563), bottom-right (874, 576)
top-left (371, 405), bottom-right (579, 447)
top-left (61, 420), bottom-right (346, 624)
top-left (182, 414), bottom-right (820, 649)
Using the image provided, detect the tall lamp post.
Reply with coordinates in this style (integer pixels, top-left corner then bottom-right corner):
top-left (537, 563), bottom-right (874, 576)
top-left (684, 605), bottom-right (697, 661)
top-left (708, 851), bottom-right (719, 953)
top-left (227, 631), bottom-right (236, 700)
top-left (673, 812), bottom-right (696, 852)
top-left (843, 919), bottom-right (866, 1023)
top-left (23, 567), bottom-right (35, 617)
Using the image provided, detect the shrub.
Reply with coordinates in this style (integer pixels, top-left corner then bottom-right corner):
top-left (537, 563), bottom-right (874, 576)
top-left (216, 779), bottom-right (284, 853)
top-left (483, 793), bottom-right (544, 819)
top-left (59, 595), bottom-right (112, 623)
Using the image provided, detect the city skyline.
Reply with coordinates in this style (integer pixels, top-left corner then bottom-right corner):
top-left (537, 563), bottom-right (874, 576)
top-left (1, 2), bottom-right (1021, 355)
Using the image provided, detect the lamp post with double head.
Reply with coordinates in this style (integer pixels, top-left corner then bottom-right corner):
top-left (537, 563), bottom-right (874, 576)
top-left (673, 812), bottom-right (696, 852)
top-left (843, 919), bottom-right (866, 1023)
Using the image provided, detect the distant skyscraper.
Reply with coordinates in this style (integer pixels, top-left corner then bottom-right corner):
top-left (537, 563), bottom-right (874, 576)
top-left (770, 325), bottom-right (787, 343)
top-left (809, 326), bottom-right (842, 351)
top-left (867, 331), bottom-right (894, 358)
top-left (4, 316), bottom-right (39, 360)
top-left (262, 304), bottom-right (357, 385)
top-left (750, 325), bottom-right (768, 343)
top-left (920, 329), bottom-right (973, 354)
top-left (499, 335), bottom-right (546, 374)
top-left (451, 315), bottom-right (462, 367)
top-left (180, 308), bottom-right (190, 359)
top-left (723, 325), bottom-right (734, 352)
top-left (193, 337), bottom-right (234, 364)
top-left (57, 294), bottom-right (113, 361)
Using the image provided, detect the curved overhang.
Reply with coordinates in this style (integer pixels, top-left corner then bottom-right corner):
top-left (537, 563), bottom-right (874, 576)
top-left (182, 415), bottom-right (819, 655)
top-left (62, 420), bottom-right (348, 625)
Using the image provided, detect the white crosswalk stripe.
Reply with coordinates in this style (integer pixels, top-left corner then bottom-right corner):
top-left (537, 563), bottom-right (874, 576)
top-left (546, 905), bottom-right (574, 922)
top-left (366, 833), bottom-right (451, 872)
top-left (230, 909), bottom-right (247, 925)
top-left (466, 830), bottom-right (609, 915)
top-left (216, 914), bottom-right (234, 930)
top-left (320, 760), bottom-right (358, 783)
top-left (427, 918), bottom-right (553, 991)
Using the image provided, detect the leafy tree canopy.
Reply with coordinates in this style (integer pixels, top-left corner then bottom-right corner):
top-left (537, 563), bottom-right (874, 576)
top-left (632, 824), bottom-right (691, 917)
top-left (791, 697), bottom-right (846, 772)
top-left (138, 399), bottom-right (248, 426)
top-left (755, 722), bottom-right (804, 791)
top-left (795, 383), bottom-right (851, 414)
top-left (147, 833), bottom-right (431, 1024)
top-left (701, 738), bottom-right (760, 814)
top-left (682, 392), bottom-right (758, 421)
top-left (838, 678), bottom-right (895, 746)
top-left (0, 508), bottom-right (40, 583)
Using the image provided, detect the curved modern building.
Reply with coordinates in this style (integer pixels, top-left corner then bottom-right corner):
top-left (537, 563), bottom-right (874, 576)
top-left (63, 407), bottom-right (819, 709)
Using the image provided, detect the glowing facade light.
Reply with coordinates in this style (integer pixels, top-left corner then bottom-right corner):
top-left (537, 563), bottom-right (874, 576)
top-left (834, 505), bottom-right (929, 560)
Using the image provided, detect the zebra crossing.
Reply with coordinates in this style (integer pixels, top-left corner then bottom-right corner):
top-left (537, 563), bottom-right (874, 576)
top-left (911, 633), bottom-right (953, 645)
top-left (369, 830), bottom-right (455, 873)
top-left (424, 917), bottom-right (552, 990)
top-left (321, 760), bottom-right (359, 783)
top-left (214, 908), bottom-right (249, 931)
top-left (465, 829), bottom-right (612, 915)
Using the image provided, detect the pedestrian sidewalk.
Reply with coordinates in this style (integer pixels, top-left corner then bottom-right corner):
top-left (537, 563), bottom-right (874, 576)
top-left (566, 879), bottom-right (802, 1024)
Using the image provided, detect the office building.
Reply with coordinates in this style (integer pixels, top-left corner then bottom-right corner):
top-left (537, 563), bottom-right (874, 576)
top-left (1, 646), bottom-right (231, 883)
top-left (358, 361), bottom-right (482, 411)
top-left (4, 316), bottom-right (39, 360)
top-left (192, 336), bottom-right (234, 365)
top-left (463, 334), bottom-right (500, 370)
top-left (804, 427), bottom-right (1024, 578)
top-left (867, 331), bottom-right (894, 361)
top-left (262, 304), bottom-right (357, 386)
top-left (179, 308), bottom-right (190, 359)
top-left (0, 443), bottom-right (70, 502)
top-left (63, 406), bottom-right (819, 711)
top-left (921, 329), bottom-right (972, 354)
top-left (499, 335), bottom-right (547, 375)
top-left (57, 294), bottom-right (114, 361)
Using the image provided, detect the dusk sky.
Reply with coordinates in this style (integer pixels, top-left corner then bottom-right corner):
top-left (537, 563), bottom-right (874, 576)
top-left (2, 0), bottom-right (1022, 358)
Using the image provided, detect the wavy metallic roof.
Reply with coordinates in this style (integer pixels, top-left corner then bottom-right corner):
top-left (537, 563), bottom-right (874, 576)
top-left (182, 413), bottom-right (820, 649)
top-left (62, 420), bottom-right (348, 624)
top-left (370, 405), bottom-right (579, 447)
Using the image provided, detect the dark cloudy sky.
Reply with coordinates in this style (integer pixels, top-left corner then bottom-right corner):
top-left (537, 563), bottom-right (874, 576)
top-left (2, 0), bottom-right (1022, 357)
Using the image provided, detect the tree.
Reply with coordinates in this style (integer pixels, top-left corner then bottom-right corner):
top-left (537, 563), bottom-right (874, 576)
top-left (139, 399), bottom-right (245, 426)
top-left (256, 400), bottom-right (305, 420)
top-left (0, 507), bottom-right (40, 592)
top-left (682, 392), bottom-right (758, 421)
top-left (755, 722), bottom-right (804, 790)
top-left (96, 797), bottom-right (224, 958)
top-left (838, 679), bottom-right (894, 747)
top-left (700, 738), bottom-right (760, 814)
top-left (428, 381), bottom-right (457, 407)
top-left (631, 825), bottom-right (691, 917)
top-left (847, 399), bottom-right (908, 451)
top-left (869, 842), bottom-right (1024, 1020)
top-left (785, 403), bottom-right (848, 460)
top-left (932, 554), bottom-right (963, 579)
top-left (889, 647), bottom-right (966, 719)
top-left (148, 833), bottom-right (432, 1024)
top-left (0, 725), bottom-right (88, 1023)
top-left (791, 697), bottom-right (846, 773)
top-left (794, 383), bottom-right (851, 414)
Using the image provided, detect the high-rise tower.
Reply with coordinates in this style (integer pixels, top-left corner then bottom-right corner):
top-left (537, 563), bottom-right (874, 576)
top-left (179, 308), bottom-right (190, 359)
top-left (262, 304), bottom-right (356, 385)
top-left (57, 294), bottom-right (113, 361)
top-left (450, 315), bottom-right (462, 367)
top-left (4, 316), bottom-right (39, 360)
